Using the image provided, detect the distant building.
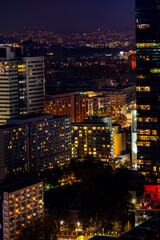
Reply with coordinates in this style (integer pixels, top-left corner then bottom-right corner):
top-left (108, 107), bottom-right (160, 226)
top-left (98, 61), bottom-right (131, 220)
top-left (45, 92), bottom-right (88, 123)
top-left (0, 44), bottom-right (45, 125)
top-left (93, 78), bottom-right (116, 90)
top-left (72, 116), bottom-right (114, 160)
top-left (88, 95), bottom-right (109, 117)
top-left (0, 178), bottom-right (44, 240)
top-left (102, 85), bottom-right (136, 114)
top-left (0, 115), bottom-right (71, 179)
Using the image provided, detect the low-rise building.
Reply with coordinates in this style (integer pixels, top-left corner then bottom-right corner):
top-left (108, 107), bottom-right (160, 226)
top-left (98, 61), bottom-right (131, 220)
top-left (0, 178), bottom-right (44, 240)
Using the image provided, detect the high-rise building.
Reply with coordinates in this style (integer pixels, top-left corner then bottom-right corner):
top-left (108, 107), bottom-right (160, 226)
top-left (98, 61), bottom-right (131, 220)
top-left (0, 44), bottom-right (45, 125)
top-left (136, 0), bottom-right (160, 183)
top-left (0, 178), bottom-right (44, 240)
top-left (0, 115), bottom-right (71, 179)
top-left (72, 116), bottom-right (114, 161)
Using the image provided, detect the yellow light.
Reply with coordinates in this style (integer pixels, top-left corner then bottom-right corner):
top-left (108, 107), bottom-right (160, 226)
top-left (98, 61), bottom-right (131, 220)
top-left (150, 68), bottom-right (160, 74)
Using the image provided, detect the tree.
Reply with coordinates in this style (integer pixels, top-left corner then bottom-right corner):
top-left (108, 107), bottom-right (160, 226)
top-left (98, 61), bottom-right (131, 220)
top-left (16, 214), bottom-right (60, 240)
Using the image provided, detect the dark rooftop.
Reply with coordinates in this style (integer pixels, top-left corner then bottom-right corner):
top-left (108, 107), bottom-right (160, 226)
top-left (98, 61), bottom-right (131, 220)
top-left (0, 178), bottom-right (43, 193)
top-left (89, 236), bottom-right (117, 240)
top-left (119, 216), bottom-right (160, 240)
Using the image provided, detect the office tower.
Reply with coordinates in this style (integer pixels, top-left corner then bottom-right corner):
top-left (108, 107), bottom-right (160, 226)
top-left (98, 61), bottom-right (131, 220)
top-left (0, 178), bottom-right (43, 240)
top-left (72, 116), bottom-right (114, 160)
top-left (20, 57), bottom-right (45, 115)
top-left (0, 44), bottom-right (45, 125)
top-left (0, 115), bottom-right (71, 179)
top-left (136, 0), bottom-right (160, 183)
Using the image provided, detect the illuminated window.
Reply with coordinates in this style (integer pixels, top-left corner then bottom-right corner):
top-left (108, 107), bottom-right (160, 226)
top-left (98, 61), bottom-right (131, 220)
top-left (137, 141), bottom-right (151, 147)
top-left (137, 24), bottom-right (150, 29)
top-left (137, 75), bottom-right (145, 79)
top-left (138, 129), bottom-right (151, 135)
top-left (152, 130), bottom-right (157, 135)
top-left (153, 166), bottom-right (157, 172)
top-left (137, 42), bottom-right (160, 48)
top-left (140, 172), bottom-right (150, 176)
top-left (137, 105), bottom-right (150, 110)
top-left (138, 135), bottom-right (158, 141)
top-left (137, 117), bottom-right (157, 123)
top-left (150, 68), bottom-right (160, 74)
top-left (136, 86), bottom-right (150, 92)
top-left (137, 160), bottom-right (144, 165)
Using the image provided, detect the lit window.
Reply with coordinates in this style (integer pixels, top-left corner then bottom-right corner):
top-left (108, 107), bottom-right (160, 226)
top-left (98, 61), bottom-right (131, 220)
top-left (136, 86), bottom-right (150, 92)
top-left (137, 24), bottom-right (150, 29)
top-left (153, 166), bottom-right (157, 172)
top-left (137, 105), bottom-right (150, 110)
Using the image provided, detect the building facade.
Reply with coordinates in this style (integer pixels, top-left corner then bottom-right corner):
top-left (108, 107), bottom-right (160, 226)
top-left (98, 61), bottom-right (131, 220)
top-left (45, 92), bottom-right (88, 123)
top-left (0, 115), bottom-right (71, 179)
top-left (72, 116), bottom-right (114, 161)
top-left (0, 178), bottom-right (43, 240)
top-left (0, 44), bottom-right (45, 125)
top-left (102, 85), bottom-right (136, 115)
top-left (136, 0), bottom-right (160, 183)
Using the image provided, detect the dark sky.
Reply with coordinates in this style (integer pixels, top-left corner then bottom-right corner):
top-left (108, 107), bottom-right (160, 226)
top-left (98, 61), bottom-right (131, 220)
top-left (0, 0), bottom-right (135, 33)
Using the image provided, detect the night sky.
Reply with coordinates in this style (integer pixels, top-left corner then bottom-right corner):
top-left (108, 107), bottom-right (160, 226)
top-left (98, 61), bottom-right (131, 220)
top-left (0, 0), bottom-right (135, 33)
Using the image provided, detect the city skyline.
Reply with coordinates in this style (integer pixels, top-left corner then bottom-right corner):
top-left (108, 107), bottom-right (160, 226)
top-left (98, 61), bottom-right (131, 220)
top-left (0, 0), bottom-right (135, 33)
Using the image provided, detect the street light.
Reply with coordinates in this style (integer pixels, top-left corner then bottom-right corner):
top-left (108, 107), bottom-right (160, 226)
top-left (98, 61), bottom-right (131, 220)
top-left (60, 220), bottom-right (64, 225)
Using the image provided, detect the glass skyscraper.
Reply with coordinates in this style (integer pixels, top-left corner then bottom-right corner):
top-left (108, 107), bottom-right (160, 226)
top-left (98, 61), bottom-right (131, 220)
top-left (136, 0), bottom-right (160, 183)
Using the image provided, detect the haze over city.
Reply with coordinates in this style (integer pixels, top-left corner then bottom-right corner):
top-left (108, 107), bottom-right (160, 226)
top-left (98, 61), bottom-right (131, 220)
top-left (0, 0), bottom-right (135, 33)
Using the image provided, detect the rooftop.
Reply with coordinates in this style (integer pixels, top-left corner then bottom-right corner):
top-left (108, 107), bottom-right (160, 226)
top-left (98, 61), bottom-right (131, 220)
top-left (119, 216), bottom-right (160, 240)
top-left (89, 236), bottom-right (117, 240)
top-left (0, 178), bottom-right (43, 193)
